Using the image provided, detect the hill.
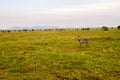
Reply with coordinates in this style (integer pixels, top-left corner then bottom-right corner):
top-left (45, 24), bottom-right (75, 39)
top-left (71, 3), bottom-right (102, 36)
top-left (10, 26), bottom-right (62, 30)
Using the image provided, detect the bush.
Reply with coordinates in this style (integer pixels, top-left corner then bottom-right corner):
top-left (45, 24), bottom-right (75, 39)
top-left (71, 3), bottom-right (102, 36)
top-left (117, 25), bottom-right (120, 29)
top-left (81, 28), bottom-right (90, 30)
top-left (101, 26), bottom-right (109, 31)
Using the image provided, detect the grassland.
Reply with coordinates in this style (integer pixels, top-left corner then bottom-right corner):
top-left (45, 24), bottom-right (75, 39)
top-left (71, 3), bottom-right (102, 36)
top-left (0, 29), bottom-right (120, 80)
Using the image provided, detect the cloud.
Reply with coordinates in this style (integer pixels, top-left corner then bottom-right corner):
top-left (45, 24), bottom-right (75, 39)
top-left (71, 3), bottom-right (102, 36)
top-left (46, 0), bottom-right (120, 15)
top-left (0, 0), bottom-right (120, 28)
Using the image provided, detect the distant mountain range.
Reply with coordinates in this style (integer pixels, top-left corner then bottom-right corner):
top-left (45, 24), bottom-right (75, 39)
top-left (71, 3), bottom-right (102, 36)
top-left (10, 26), bottom-right (62, 30)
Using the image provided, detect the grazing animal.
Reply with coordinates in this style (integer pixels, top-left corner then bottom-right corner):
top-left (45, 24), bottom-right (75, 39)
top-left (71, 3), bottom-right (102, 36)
top-left (78, 36), bottom-right (89, 47)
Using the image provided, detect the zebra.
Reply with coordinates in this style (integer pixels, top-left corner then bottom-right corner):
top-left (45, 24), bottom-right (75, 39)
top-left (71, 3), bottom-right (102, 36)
top-left (78, 36), bottom-right (89, 47)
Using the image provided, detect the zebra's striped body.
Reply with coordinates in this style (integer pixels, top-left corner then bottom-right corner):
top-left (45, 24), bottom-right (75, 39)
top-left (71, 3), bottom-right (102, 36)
top-left (78, 37), bottom-right (89, 47)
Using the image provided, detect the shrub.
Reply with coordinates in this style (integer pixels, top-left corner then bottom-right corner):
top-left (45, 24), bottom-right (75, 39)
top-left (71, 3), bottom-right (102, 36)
top-left (117, 25), bottom-right (120, 29)
top-left (101, 26), bottom-right (109, 31)
top-left (85, 27), bottom-right (90, 30)
top-left (23, 29), bottom-right (28, 31)
top-left (81, 28), bottom-right (90, 30)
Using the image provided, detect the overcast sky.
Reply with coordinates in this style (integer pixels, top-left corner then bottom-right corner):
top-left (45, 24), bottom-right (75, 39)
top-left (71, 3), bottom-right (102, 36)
top-left (0, 0), bottom-right (120, 29)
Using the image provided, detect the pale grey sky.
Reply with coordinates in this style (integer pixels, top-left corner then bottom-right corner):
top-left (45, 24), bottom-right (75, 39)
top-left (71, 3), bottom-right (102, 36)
top-left (0, 0), bottom-right (120, 29)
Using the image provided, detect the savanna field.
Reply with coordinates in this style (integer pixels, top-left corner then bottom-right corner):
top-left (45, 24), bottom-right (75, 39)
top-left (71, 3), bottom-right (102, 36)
top-left (0, 29), bottom-right (120, 80)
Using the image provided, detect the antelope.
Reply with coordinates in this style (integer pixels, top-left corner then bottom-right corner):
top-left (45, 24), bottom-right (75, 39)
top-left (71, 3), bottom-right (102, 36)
top-left (78, 36), bottom-right (89, 47)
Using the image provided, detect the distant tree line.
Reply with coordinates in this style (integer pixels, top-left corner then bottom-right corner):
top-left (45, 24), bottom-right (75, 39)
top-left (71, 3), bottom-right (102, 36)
top-left (0, 25), bottom-right (120, 33)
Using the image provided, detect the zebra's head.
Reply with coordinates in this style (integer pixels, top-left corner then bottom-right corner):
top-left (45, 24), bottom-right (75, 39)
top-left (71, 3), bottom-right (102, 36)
top-left (78, 36), bottom-right (81, 41)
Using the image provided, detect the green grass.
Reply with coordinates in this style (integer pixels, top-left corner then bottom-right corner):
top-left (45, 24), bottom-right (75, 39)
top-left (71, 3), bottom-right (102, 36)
top-left (0, 29), bottom-right (120, 80)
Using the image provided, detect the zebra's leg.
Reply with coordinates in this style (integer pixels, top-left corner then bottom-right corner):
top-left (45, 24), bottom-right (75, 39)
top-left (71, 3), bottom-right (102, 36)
top-left (80, 43), bottom-right (82, 47)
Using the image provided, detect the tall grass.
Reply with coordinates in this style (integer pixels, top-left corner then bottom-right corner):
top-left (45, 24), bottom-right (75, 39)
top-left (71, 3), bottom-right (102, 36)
top-left (0, 29), bottom-right (120, 79)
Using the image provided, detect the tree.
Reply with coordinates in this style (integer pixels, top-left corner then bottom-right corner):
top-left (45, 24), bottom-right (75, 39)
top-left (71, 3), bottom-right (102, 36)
top-left (101, 26), bottom-right (109, 31)
top-left (117, 25), bottom-right (120, 29)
